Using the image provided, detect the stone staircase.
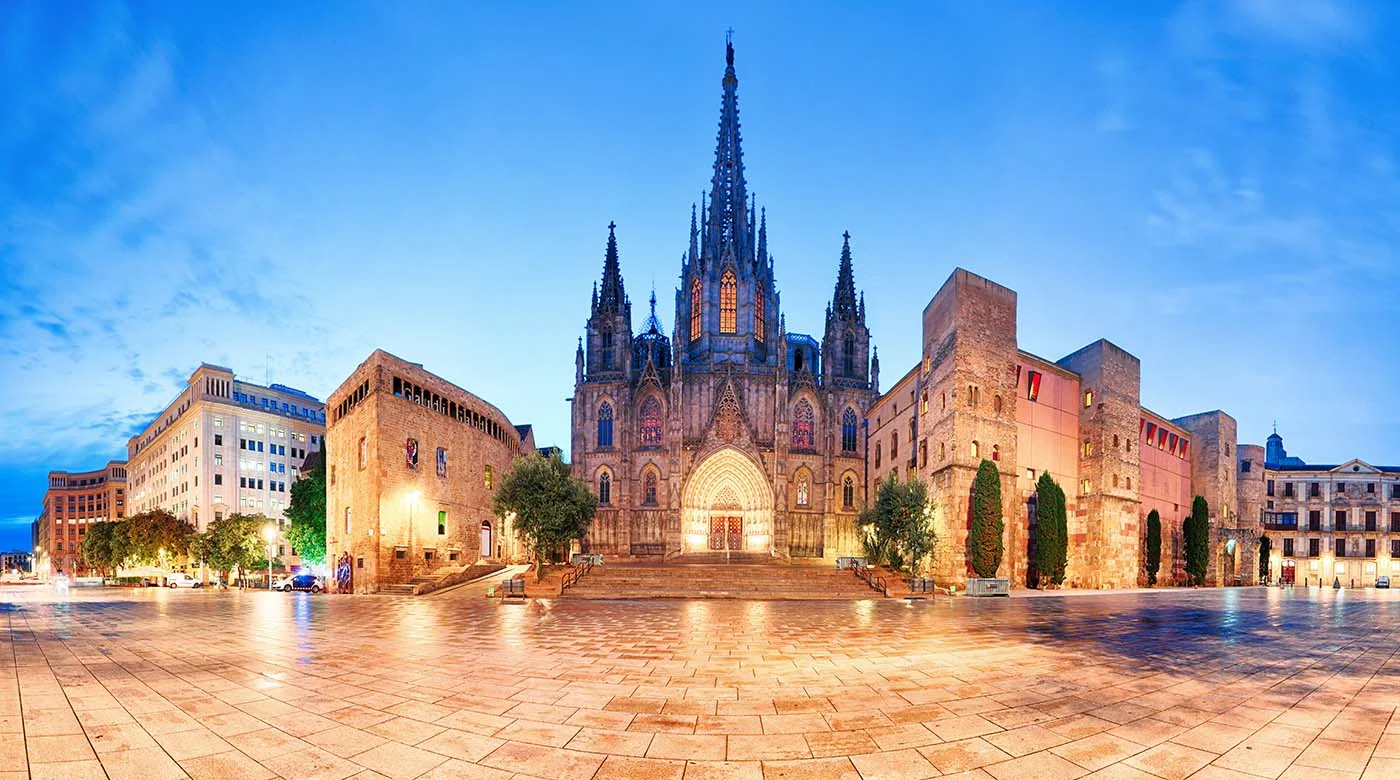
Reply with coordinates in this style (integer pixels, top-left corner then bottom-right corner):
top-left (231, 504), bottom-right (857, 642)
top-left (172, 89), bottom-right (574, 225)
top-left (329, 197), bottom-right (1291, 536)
top-left (377, 571), bottom-right (453, 596)
top-left (563, 555), bottom-right (883, 600)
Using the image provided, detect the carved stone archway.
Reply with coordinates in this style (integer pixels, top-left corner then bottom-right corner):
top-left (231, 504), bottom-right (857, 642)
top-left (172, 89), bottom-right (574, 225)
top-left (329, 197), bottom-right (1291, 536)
top-left (681, 447), bottom-right (774, 555)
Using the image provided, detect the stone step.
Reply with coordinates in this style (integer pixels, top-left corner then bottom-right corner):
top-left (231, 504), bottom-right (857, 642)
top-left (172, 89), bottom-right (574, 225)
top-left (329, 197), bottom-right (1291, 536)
top-left (563, 563), bottom-right (881, 600)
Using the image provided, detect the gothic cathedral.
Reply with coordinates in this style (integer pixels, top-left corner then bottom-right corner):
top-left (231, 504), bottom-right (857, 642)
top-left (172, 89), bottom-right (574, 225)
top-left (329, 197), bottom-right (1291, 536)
top-left (570, 42), bottom-right (878, 561)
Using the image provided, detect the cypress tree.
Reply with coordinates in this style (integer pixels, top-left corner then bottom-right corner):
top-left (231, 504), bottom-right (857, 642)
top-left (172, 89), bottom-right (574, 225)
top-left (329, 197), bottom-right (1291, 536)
top-left (1145, 510), bottom-right (1161, 585)
top-left (1258, 536), bottom-right (1271, 582)
top-left (1052, 479), bottom-right (1068, 584)
top-left (970, 459), bottom-right (1004, 578)
top-left (1034, 472), bottom-right (1058, 587)
top-left (1185, 495), bottom-right (1210, 586)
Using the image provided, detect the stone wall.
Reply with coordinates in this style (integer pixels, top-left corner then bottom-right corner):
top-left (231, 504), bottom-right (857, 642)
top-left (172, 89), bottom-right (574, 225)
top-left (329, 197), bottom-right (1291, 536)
top-left (1056, 340), bottom-right (1142, 589)
top-left (326, 350), bottom-right (528, 593)
top-left (1173, 410), bottom-right (1240, 585)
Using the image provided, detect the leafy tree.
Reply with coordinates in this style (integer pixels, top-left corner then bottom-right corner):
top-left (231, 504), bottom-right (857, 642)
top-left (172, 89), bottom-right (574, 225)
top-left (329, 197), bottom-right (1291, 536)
top-left (1257, 536), bottom-right (1271, 582)
top-left (969, 459), bottom-right (1004, 578)
top-left (493, 453), bottom-right (598, 580)
top-left (195, 514), bottom-right (277, 583)
top-left (284, 456), bottom-right (327, 566)
top-left (1034, 472), bottom-right (1067, 587)
top-left (1145, 509), bottom-right (1162, 586)
top-left (78, 511), bottom-right (193, 572)
top-left (79, 521), bottom-right (121, 574)
top-left (1184, 496), bottom-right (1210, 586)
top-left (858, 474), bottom-right (936, 577)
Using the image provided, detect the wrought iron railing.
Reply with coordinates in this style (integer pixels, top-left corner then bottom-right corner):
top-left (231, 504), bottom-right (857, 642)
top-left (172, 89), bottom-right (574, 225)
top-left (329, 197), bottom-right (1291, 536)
top-left (852, 564), bottom-right (886, 596)
top-left (561, 560), bottom-right (594, 593)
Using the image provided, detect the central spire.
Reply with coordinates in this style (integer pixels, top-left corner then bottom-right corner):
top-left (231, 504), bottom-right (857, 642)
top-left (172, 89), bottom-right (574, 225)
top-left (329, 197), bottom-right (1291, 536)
top-left (705, 36), bottom-right (750, 265)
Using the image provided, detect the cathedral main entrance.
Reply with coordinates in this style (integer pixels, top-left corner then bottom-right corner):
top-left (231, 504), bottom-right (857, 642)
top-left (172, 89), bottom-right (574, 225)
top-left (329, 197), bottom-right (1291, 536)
top-left (682, 448), bottom-right (773, 556)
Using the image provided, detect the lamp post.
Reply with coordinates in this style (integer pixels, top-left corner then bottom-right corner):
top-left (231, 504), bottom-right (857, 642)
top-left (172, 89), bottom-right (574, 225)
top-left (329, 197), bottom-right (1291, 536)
top-left (262, 524), bottom-right (276, 590)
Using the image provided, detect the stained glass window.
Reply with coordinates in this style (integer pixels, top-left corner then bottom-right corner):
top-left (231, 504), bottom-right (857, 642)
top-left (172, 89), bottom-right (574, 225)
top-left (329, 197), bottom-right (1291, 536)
top-left (690, 278), bottom-right (702, 340)
top-left (720, 270), bottom-right (737, 333)
top-left (598, 471), bottom-right (611, 505)
top-left (841, 408), bottom-right (858, 452)
top-left (796, 472), bottom-right (809, 506)
top-left (755, 283), bottom-right (765, 343)
top-left (792, 399), bottom-right (815, 449)
top-left (842, 476), bottom-right (855, 508)
top-left (643, 470), bottom-right (658, 505)
top-left (597, 402), bottom-right (613, 447)
top-left (639, 397), bottom-right (663, 445)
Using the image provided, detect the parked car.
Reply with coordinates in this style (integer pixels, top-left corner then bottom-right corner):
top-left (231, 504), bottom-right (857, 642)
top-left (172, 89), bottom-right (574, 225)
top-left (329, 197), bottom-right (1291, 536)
top-left (165, 572), bottom-right (201, 588)
top-left (273, 573), bottom-right (323, 593)
top-left (1377, 576), bottom-right (1391, 589)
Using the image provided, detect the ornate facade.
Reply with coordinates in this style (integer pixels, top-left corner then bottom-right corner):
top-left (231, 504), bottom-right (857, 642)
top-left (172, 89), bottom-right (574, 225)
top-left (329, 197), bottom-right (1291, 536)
top-left (570, 42), bottom-right (876, 561)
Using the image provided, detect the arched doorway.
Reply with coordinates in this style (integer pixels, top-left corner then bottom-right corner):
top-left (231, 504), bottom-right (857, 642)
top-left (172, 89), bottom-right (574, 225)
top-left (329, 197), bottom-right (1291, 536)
top-left (1220, 538), bottom-right (1238, 585)
top-left (480, 520), bottom-right (492, 560)
top-left (681, 448), bottom-right (774, 555)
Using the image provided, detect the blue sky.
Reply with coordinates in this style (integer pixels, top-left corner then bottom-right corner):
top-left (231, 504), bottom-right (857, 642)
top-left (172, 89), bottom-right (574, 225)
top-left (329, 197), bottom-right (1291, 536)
top-left (3, 1), bottom-right (1398, 550)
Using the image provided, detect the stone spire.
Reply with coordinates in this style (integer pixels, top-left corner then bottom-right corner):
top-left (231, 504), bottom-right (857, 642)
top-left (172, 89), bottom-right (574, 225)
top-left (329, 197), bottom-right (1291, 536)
top-left (596, 221), bottom-right (628, 315)
top-left (757, 207), bottom-right (767, 266)
top-left (688, 203), bottom-right (699, 264)
top-left (831, 231), bottom-right (859, 321)
top-left (704, 37), bottom-right (751, 265)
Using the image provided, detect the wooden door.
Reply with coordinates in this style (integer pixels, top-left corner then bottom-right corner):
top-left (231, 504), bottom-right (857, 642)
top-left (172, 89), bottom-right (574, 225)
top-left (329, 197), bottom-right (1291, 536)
top-left (709, 517), bottom-right (743, 550)
top-left (725, 517), bottom-right (743, 551)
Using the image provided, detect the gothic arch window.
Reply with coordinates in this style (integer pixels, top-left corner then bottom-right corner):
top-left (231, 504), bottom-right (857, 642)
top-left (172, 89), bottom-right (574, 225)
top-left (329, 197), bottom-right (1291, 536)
top-left (642, 468), bottom-right (659, 506)
top-left (755, 282), bottom-right (765, 343)
top-left (843, 333), bottom-right (855, 375)
top-left (795, 468), bottom-right (811, 507)
top-left (597, 402), bottom-right (614, 448)
top-left (689, 278), bottom-right (702, 340)
top-left (720, 270), bottom-right (737, 333)
top-left (600, 327), bottom-right (613, 370)
top-left (842, 474), bottom-right (855, 509)
top-left (792, 399), bottom-right (815, 449)
top-left (597, 469), bottom-right (612, 505)
top-left (639, 397), bottom-right (663, 446)
top-left (875, 442), bottom-right (882, 469)
top-left (841, 408), bottom-right (858, 452)
top-left (993, 395), bottom-right (1003, 415)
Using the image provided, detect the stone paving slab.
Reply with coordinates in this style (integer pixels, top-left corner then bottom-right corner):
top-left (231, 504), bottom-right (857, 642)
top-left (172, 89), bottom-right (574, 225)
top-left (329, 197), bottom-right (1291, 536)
top-left (1, 585), bottom-right (1397, 779)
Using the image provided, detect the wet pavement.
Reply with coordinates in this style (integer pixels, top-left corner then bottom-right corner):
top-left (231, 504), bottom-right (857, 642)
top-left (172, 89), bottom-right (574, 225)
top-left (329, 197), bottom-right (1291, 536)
top-left (1, 585), bottom-right (1398, 779)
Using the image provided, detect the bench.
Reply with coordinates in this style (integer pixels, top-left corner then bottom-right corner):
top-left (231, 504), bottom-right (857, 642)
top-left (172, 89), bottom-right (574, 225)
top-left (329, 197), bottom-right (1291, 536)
top-left (501, 578), bottom-right (526, 600)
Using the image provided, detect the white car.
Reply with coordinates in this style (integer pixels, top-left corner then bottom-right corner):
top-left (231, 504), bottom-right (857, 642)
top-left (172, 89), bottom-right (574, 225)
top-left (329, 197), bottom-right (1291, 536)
top-left (165, 572), bottom-right (201, 588)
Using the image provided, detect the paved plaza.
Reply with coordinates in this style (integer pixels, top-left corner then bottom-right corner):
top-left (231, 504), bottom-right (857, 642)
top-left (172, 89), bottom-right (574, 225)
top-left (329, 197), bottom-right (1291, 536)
top-left (2, 583), bottom-right (1399, 780)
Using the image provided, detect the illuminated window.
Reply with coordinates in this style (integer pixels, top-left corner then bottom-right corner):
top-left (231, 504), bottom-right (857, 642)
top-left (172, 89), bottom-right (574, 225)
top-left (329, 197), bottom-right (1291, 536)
top-left (1081, 479), bottom-right (1091, 494)
top-left (1026, 370), bottom-right (1041, 401)
top-left (719, 270), bottom-right (737, 333)
top-left (796, 470), bottom-right (810, 507)
top-left (1084, 390), bottom-right (1093, 407)
top-left (841, 408), bottom-right (858, 452)
top-left (792, 399), bottom-right (815, 449)
top-left (597, 402), bottom-right (614, 447)
top-left (598, 470), bottom-right (611, 505)
top-left (1082, 440), bottom-right (1092, 458)
top-left (690, 278), bottom-right (702, 339)
top-left (755, 283), bottom-right (765, 342)
top-left (639, 397), bottom-right (663, 446)
top-left (923, 355), bottom-right (930, 375)
top-left (971, 440), bottom-right (979, 458)
top-left (643, 470), bottom-right (658, 506)
top-left (437, 511), bottom-right (447, 535)
top-left (842, 475), bottom-right (855, 508)
top-left (484, 465), bottom-right (494, 490)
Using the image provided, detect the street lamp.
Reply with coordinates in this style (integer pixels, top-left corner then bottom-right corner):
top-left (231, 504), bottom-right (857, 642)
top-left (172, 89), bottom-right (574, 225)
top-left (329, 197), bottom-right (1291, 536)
top-left (262, 524), bottom-right (276, 590)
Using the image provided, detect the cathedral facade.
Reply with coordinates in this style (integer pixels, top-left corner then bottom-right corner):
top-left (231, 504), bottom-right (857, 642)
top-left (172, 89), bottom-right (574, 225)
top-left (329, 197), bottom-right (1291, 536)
top-left (570, 42), bottom-right (877, 561)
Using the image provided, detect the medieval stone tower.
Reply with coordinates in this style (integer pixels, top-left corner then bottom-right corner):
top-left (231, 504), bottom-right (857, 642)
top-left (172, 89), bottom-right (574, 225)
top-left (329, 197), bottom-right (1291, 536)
top-left (570, 40), bottom-right (877, 561)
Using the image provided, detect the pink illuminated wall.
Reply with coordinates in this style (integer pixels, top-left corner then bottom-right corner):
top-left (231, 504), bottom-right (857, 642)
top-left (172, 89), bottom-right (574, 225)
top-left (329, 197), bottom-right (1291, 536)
top-left (1013, 354), bottom-right (1080, 504)
top-left (1138, 409), bottom-right (1193, 582)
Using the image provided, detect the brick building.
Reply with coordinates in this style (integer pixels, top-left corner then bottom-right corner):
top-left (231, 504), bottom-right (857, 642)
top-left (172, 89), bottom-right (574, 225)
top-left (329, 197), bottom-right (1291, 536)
top-left (870, 268), bottom-right (1254, 590)
top-left (325, 350), bottom-right (534, 593)
top-left (33, 462), bottom-right (127, 577)
top-left (125, 363), bottom-right (325, 569)
top-left (1252, 431), bottom-right (1399, 587)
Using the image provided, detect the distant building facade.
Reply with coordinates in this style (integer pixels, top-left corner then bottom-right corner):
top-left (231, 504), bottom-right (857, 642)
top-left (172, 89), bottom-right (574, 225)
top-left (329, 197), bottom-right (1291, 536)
top-left (325, 350), bottom-right (532, 593)
top-left (570, 42), bottom-right (876, 562)
top-left (33, 461), bottom-right (127, 577)
top-left (0, 551), bottom-right (32, 574)
top-left (1250, 431), bottom-right (1400, 587)
top-left (125, 364), bottom-right (325, 569)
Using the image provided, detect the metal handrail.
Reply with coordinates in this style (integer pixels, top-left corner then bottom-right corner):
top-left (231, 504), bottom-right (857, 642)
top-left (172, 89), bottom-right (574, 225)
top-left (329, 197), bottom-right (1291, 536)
top-left (852, 564), bottom-right (886, 596)
top-left (561, 560), bottom-right (594, 592)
